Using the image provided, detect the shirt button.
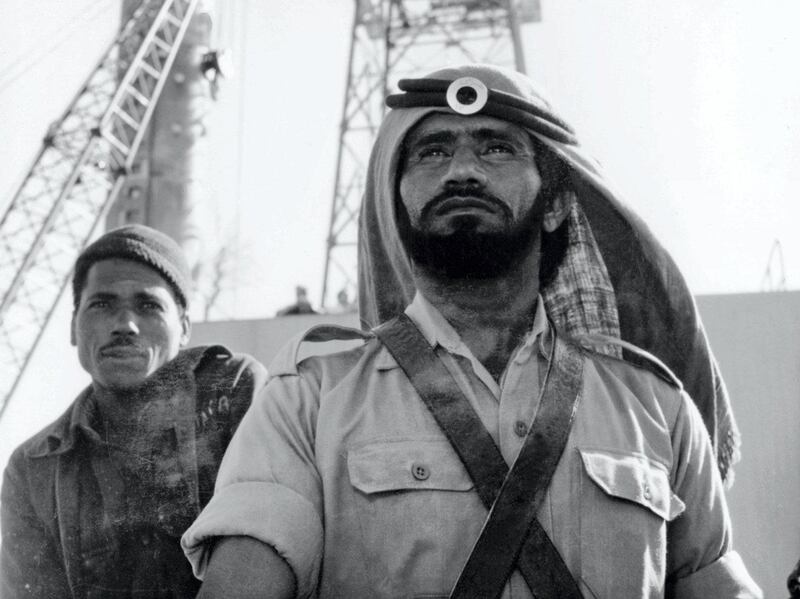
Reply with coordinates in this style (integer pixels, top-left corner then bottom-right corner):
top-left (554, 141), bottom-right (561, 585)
top-left (514, 420), bottom-right (528, 438)
top-left (643, 483), bottom-right (652, 501)
top-left (411, 462), bottom-right (430, 481)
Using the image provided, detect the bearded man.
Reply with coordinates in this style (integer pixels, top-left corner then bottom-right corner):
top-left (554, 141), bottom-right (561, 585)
top-left (183, 65), bottom-right (760, 598)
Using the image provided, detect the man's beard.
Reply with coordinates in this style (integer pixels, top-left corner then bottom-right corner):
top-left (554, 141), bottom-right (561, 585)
top-left (397, 191), bottom-right (545, 281)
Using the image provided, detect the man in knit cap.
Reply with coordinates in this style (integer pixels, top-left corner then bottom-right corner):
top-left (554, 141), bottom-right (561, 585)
top-left (184, 65), bottom-right (759, 598)
top-left (1, 224), bottom-right (267, 598)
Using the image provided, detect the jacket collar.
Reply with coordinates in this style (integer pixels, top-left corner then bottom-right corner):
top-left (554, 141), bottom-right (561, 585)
top-left (24, 346), bottom-right (213, 459)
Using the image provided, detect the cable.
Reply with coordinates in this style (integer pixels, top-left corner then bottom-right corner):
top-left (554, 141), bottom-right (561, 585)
top-left (0, 0), bottom-right (115, 95)
top-left (0, 0), bottom-right (112, 81)
top-left (232, 0), bottom-right (247, 315)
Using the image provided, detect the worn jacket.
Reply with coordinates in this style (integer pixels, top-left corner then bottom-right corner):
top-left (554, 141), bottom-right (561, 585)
top-left (1, 345), bottom-right (267, 599)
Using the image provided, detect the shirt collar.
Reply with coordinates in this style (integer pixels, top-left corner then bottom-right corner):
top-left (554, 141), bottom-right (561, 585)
top-left (404, 291), bottom-right (551, 357)
top-left (23, 387), bottom-right (98, 458)
top-left (404, 292), bottom-right (463, 352)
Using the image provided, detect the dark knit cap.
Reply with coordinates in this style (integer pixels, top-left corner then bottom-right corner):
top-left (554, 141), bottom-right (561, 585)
top-left (72, 225), bottom-right (191, 309)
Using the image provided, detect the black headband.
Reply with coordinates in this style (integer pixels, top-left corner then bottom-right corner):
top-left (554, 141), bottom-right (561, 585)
top-left (386, 77), bottom-right (577, 145)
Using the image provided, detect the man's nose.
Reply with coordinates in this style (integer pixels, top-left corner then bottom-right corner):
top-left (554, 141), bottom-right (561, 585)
top-left (111, 309), bottom-right (140, 335)
top-left (443, 148), bottom-right (488, 187)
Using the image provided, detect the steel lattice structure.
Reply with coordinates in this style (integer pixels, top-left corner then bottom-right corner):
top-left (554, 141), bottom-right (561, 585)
top-left (0, 0), bottom-right (199, 417)
top-left (320, 0), bottom-right (539, 309)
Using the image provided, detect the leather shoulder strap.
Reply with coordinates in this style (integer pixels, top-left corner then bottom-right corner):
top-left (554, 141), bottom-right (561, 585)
top-left (374, 314), bottom-right (583, 599)
top-left (452, 327), bottom-right (585, 599)
top-left (269, 324), bottom-right (370, 377)
top-left (577, 333), bottom-right (683, 389)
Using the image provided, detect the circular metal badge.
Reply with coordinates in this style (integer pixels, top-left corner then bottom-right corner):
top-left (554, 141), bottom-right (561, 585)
top-left (446, 77), bottom-right (488, 115)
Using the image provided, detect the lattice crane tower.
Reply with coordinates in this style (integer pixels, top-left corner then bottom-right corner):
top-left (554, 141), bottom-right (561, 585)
top-left (0, 0), bottom-right (200, 417)
top-left (108, 0), bottom-right (217, 277)
top-left (320, 0), bottom-right (541, 309)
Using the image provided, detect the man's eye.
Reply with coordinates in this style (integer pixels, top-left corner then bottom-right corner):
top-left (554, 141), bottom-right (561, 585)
top-left (139, 301), bottom-right (163, 312)
top-left (485, 143), bottom-right (513, 155)
top-left (417, 147), bottom-right (449, 160)
top-left (87, 299), bottom-right (110, 309)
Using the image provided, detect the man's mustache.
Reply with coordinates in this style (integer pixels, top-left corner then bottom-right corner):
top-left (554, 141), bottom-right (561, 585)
top-left (420, 185), bottom-right (512, 223)
top-left (100, 337), bottom-right (142, 352)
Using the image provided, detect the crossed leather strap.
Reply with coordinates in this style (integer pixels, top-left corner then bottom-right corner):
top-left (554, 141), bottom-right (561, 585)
top-left (374, 314), bottom-right (584, 599)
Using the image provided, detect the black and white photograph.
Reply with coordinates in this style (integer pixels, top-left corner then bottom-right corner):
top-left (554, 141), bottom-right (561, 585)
top-left (0, 1), bottom-right (797, 597)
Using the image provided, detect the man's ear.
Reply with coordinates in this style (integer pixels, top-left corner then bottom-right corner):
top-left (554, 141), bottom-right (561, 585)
top-left (542, 191), bottom-right (574, 233)
top-left (70, 312), bottom-right (77, 347)
top-left (180, 312), bottom-right (191, 347)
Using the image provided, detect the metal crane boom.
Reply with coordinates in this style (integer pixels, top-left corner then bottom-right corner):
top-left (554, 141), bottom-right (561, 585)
top-left (0, 0), bottom-right (199, 418)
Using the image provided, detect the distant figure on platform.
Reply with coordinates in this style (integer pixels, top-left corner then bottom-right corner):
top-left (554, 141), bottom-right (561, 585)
top-left (0, 225), bottom-right (267, 598)
top-left (329, 288), bottom-right (357, 314)
top-left (184, 65), bottom-right (759, 597)
top-left (276, 285), bottom-right (317, 316)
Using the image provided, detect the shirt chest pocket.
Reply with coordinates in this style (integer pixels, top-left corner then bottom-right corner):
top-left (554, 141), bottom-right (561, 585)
top-left (345, 439), bottom-right (480, 596)
top-left (347, 439), bottom-right (474, 494)
top-left (578, 449), bottom-right (685, 598)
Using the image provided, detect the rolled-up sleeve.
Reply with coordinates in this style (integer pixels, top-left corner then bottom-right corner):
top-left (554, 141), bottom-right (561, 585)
top-left (666, 391), bottom-right (762, 598)
top-left (182, 368), bottom-right (325, 598)
top-left (669, 552), bottom-right (760, 599)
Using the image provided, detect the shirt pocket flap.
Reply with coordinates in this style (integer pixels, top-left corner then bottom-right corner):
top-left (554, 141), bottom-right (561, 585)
top-left (348, 439), bottom-right (474, 494)
top-left (580, 449), bottom-right (685, 521)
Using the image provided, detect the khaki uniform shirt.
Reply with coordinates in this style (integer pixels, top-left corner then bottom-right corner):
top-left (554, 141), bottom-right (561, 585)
top-left (184, 295), bottom-right (760, 599)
